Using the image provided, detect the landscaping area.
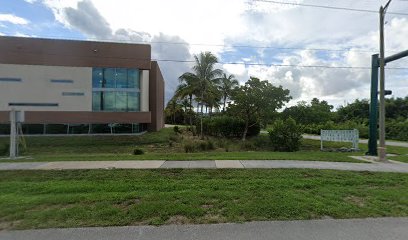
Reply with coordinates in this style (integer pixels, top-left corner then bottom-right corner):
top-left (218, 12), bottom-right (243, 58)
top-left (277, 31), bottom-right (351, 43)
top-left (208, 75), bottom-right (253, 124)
top-left (1, 127), bottom-right (406, 163)
top-left (0, 169), bottom-right (407, 230)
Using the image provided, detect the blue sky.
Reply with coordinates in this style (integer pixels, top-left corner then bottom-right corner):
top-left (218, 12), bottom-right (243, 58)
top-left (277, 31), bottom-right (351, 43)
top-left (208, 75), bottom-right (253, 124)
top-left (1, 0), bottom-right (408, 107)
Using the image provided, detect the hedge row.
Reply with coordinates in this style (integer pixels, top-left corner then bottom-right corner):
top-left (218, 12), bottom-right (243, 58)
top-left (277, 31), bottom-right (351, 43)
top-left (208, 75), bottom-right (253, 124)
top-left (301, 120), bottom-right (408, 141)
top-left (197, 116), bottom-right (260, 138)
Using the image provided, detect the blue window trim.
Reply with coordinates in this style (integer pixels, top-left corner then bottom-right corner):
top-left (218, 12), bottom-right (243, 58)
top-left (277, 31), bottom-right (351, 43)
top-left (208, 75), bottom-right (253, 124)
top-left (9, 103), bottom-right (59, 107)
top-left (0, 78), bottom-right (22, 82)
top-left (62, 92), bottom-right (85, 96)
top-left (50, 79), bottom-right (74, 83)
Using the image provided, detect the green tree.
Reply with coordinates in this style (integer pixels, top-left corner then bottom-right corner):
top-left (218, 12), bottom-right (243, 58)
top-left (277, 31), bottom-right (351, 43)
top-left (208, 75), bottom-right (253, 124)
top-left (164, 96), bottom-right (183, 124)
top-left (336, 99), bottom-right (370, 122)
top-left (219, 73), bottom-right (239, 112)
top-left (282, 98), bottom-right (334, 125)
top-left (178, 52), bottom-right (223, 138)
top-left (229, 77), bottom-right (291, 141)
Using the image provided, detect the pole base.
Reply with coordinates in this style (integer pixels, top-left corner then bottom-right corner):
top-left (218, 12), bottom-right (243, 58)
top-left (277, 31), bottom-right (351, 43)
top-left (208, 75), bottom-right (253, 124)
top-left (378, 147), bottom-right (387, 162)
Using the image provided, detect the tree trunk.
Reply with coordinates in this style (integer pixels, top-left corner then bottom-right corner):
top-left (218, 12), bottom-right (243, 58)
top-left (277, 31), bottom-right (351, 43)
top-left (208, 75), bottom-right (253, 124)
top-left (242, 119), bottom-right (249, 141)
top-left (189, 95), bottom-right (193, 127)
top-left (200, 103), bottom-right (204, 139)
top-left (223, 96), bottom-right (227, 112)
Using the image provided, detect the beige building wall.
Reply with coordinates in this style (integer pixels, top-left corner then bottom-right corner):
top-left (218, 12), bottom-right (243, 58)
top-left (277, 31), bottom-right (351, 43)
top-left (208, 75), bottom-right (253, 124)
top-left (140, 70), bottom-right (150, 112)
top-left (0, 64), bottom-right (92, 111)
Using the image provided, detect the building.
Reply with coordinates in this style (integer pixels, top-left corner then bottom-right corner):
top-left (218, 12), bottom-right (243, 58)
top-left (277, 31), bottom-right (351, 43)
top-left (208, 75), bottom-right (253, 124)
top-left (0, 36), bottom-right (164, 134)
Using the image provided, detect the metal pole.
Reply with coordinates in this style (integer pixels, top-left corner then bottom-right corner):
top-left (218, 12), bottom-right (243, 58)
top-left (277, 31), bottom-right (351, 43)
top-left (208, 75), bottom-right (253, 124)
top-left (378, 6), bottom-right (387, 161)
top-left (9, 109), bottom-right (16, 159)
top-left (367, 54), bottom-right (379, 156)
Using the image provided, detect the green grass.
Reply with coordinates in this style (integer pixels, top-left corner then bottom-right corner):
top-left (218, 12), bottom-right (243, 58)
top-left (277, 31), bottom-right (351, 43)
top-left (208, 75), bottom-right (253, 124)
top-left (0, 128), bottom-right (406, 163)
top-left (389, 155), bottom-right (408, 163)
top-left (4, 151), bottom-right (360, 162)
top-left (0, 169), bottom-right (407, 230)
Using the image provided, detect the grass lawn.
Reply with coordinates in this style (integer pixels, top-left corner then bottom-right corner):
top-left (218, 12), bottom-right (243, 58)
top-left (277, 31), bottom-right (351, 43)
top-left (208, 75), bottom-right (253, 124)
top-left (0, 128), bottom-right (406, 163)
top-left (389, 155), bottom-right (408, 163)
top-left (0, 169), bottom-right (407, 230)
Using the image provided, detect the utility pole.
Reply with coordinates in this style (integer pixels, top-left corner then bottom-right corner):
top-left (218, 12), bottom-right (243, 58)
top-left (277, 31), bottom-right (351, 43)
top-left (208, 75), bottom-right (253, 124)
top-left (378, 0), bottom-right (392, 162)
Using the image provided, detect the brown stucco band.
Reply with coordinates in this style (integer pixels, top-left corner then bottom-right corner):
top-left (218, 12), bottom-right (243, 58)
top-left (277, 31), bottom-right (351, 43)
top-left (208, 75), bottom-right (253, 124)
top-left (149, 61), bottom-right (165, 131)
top-left (0, 36), bottom-right (151, 69)
top-left (0, 111), bottom-right (151, 124)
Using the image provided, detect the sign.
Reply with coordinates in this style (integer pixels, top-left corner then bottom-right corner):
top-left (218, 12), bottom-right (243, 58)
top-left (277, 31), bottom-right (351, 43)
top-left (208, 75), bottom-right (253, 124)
top-left (320, 129), bottom-right (359, 150)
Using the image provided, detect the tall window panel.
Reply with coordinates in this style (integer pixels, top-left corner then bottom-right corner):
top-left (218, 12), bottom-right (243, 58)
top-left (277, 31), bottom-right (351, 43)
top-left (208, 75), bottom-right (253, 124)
top-left (92, 68), bottom-right (141, 112)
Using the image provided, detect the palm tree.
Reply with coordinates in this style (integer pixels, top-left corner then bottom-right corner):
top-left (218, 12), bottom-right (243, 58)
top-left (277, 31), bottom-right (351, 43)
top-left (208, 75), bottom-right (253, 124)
top-left (219, 73), bottom-right (239, 112)
top-left (176, 73), bottom-right (198, 126)
top-left (178, 51), bottom-right (223, 138)
top-left (165, 96), bottom-right (183, 124)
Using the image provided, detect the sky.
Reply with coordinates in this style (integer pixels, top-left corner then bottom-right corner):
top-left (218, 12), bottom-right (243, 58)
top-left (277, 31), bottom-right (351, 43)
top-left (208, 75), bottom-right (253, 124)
top-left (1, 0), bottom-right (408, 108)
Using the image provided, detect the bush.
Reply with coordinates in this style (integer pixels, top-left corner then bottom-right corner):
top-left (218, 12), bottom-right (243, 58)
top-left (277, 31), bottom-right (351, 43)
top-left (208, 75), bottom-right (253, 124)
top-left (183, 140), bottom-right (215, 153)
top-left (197, 116), bottom-right (260, 138)
top-left (268, 118), bottom-right (303, 152)
top-left (133, 148), bottom-right (144, 155)
top-left (0, 143), bottom-right (9, 156)
top-left (173, 126), bottom-right (181, 134)
top-left (184, 142), bottom-right (195, 153)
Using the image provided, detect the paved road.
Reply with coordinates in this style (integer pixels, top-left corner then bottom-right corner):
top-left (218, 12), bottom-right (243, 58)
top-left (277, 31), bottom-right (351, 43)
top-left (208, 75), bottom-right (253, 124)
top-left (1, 217), bottom-right (407, 240)
top-left (0, 160), bottom-right (408, 173)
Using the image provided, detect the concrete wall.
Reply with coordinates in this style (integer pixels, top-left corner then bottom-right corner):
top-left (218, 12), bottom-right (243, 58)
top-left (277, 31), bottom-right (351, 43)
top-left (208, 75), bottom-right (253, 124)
top-left (0, 64), bottom-right (92, 111)
top-left (140, 70), bottom-right (150, 112)
top-left (0, 36), bottom-right (151, 69)
top-left (148, 61), bottom-right (165, 131)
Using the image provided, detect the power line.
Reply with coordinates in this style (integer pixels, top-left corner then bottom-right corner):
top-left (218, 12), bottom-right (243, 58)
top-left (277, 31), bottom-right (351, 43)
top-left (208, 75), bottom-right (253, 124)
top-left (155, 59), bottom-right (408, 70)
top-left (5, 48), bottom-right (407, 70)
top-left (252, 0), bottom-right (408, 16)
top-left (0, 33), bottom-right (390, 54)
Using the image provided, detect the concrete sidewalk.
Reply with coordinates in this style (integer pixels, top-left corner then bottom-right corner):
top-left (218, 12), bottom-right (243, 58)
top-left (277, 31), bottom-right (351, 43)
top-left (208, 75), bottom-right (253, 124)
top-left (1, 217), bottom-right (407, 240)
top-left (0, 160), bottom-right (407, 173)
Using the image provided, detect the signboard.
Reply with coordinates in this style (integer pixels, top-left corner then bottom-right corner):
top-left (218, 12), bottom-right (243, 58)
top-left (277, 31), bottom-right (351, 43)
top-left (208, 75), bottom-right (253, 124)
top-left (320, 129), bottom-right (359, 150)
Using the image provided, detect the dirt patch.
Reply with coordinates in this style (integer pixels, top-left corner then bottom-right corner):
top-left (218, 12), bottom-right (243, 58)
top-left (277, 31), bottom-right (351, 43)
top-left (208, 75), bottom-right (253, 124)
top-left (344, 195), bottom-right (366, 207)
top-left (201, 204), bottom-right (214, 209)
top-left (0, 220), bottom-right (22, 231)
top-left (166, 215), bottom-right (191, 224)
top-left (200, 214), bottom-right (227, 224)
top-left (116, 198), bottom-right (141, 210)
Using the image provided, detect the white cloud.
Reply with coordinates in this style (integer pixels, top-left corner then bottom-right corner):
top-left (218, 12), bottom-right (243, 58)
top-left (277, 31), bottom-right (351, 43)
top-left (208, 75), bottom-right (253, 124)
top-left (0, 14), bottom-right (29, 25)
top-left (35, 0), bottom-right (408, 106)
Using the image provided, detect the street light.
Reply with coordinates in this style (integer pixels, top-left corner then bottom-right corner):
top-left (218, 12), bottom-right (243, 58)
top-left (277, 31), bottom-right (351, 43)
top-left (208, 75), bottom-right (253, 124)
top-left (378, 0), bottom-right (392, 162)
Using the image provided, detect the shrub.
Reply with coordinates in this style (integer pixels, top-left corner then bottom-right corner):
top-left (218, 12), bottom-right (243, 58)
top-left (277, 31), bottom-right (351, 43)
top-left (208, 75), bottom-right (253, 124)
top-left (173, 126), bottom-right (181, 134)
top-left (183, 140), bottom-right (215, 153)
top-left (268, 118), bottom-right (303, 152)
top-left (184, 141), bottom-right (195, 153)
top-left (197, 116), bottom-right (260, 138)
top-left (0, 143), bottom-right (9, 156)
top-left (133, 148), bottom-right (144, 155)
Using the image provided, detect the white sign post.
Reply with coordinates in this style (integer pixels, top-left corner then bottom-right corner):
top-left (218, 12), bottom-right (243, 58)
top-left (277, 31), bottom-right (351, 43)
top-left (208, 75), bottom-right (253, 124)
top-left (320, 129), bottom-right (359, 150)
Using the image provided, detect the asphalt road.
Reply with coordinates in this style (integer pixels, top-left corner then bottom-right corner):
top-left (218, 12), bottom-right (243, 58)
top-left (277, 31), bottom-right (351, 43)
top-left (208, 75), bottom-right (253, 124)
top-left (1, 217), bottom-right (407, 240)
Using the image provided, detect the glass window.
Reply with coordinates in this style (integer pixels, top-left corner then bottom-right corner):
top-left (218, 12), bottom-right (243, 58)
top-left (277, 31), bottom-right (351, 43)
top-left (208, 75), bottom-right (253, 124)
top-left (103, 92), bottom-right (115, 111)
top-left (92, 92), bottom-right (102, 111)
top-left (128, 69), bottom-right (140, 89)
top-left (92, 67), bottom-right (140, 112)
top-left (115, 68), bottom-right (128, 88)
top-left (103, 68), bottom-right (116, 88)
top-left (92, 68), bottom-right (103, 88)
top-left (115, 92), bottom-right (127, 112)
top-left (127, 92), bottom-right (140, 111)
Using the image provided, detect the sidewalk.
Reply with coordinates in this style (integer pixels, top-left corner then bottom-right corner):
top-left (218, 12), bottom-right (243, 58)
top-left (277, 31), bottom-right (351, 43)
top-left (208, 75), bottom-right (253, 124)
top-left (1, 217), bottom-right (407, 240)
top-left (0, 160), bottom-right (407, 173)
